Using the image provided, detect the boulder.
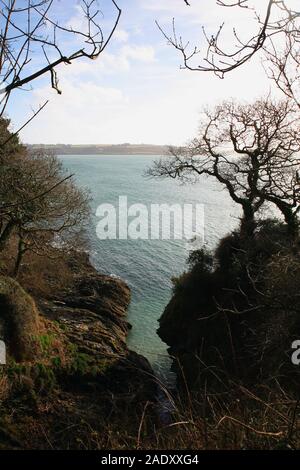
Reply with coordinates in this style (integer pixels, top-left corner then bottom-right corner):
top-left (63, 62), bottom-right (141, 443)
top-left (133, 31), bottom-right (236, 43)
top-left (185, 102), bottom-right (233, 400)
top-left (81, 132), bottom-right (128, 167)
top-left (0, 276), bottom-right (40, 362)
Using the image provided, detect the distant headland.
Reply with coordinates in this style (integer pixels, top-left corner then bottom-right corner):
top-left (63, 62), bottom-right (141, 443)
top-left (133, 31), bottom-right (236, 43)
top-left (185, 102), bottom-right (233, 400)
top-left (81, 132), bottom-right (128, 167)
top-left (27, 143), bottom-right (169, 155)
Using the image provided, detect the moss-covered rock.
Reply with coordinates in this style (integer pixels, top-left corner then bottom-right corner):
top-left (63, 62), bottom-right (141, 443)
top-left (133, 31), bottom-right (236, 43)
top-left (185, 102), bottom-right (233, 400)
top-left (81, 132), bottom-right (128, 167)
top-left (0, 276), bottom-right (40, 362)
top-left (0, 253), bottom-right (156, 450)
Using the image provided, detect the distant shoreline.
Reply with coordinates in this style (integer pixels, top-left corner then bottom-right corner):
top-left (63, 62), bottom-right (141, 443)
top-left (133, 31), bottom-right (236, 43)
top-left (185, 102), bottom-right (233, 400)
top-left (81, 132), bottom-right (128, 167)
top-left (27, 143), bottom-right (169, 156)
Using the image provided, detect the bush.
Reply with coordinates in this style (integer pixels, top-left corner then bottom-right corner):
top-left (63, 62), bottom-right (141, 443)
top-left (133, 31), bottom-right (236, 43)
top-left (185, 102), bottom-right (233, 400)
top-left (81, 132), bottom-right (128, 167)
top-left (159, 219), bottom-right (300, 391)
top-left (187, 248), bottom-right (214, 272)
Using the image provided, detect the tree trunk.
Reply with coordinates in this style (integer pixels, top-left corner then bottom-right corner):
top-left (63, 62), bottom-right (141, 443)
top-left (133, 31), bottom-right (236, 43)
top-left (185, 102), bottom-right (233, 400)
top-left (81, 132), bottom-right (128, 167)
top-left (13, 238), bottom-right (25, 278)
top-left (240, 203), bottom-right (256, 238)
top-left (0, 220), bottom-right (15, 251)
top-left (284, 210), bottom-right (299, 240)
top-left (261, 195), bottom-right (299, 241)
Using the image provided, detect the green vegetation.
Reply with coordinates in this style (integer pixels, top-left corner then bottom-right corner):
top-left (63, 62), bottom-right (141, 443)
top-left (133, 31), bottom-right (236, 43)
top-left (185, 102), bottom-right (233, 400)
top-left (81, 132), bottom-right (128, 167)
top-left (146, 92), bottom-right (300, 449)
top-left (166, 221), bottom-right (300, 388)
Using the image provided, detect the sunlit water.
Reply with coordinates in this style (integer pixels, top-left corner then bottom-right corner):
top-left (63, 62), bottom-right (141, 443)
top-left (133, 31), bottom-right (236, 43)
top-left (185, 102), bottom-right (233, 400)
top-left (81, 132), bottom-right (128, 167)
top-left (60, 155), bottom-right (240, 384)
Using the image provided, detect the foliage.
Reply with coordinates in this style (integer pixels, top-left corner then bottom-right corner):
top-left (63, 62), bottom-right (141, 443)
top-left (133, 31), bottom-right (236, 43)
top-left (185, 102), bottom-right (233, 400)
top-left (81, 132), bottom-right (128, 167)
top-left (161, 219), bottom-right (300, 392)
top-left (0, 118), bottom-right (91, 276)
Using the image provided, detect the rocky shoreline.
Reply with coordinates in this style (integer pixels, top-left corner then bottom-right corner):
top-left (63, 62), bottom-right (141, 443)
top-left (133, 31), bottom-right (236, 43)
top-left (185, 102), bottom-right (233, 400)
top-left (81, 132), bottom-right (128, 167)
top-left (0, 251), bottom-right (157, 449)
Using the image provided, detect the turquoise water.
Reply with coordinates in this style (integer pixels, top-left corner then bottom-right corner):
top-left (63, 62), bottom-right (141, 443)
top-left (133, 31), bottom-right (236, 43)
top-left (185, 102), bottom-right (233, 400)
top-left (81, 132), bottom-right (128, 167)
top-left (60, 155), bottom-right (240, 382)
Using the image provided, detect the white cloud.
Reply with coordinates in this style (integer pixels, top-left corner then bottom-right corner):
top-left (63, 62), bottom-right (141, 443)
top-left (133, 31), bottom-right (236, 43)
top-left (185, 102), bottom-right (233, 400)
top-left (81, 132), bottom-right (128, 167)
top-left (14, 0), bottom-right (281, 146)
top-left (140, 0), bottom-right (272, 41)
top-left (54, 43), bottom-right (155, 80)
top-left (20, 79), bottom-right (129, 144)
top-left (114, 29), bottom-right (129, 42)
top-left (139, 0), bottom-right (191, 13)
top-left (65, 5), bottom-right (85, 31)
top-left (20, 50), bottom-right (272, 146)
top-left (121, 45), bottom-right (155, 62)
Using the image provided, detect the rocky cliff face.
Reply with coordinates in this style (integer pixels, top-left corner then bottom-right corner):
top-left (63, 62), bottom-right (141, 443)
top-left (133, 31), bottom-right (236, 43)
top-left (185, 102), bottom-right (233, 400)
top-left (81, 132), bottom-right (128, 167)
top-left (38, 252), bottom-right (155, 400)
top-left (39, 265), bottom-right (132, 362)
top-left (0, 251), bottom-right (156, 449)
top-left (157, 283), bottom-right (209, 388)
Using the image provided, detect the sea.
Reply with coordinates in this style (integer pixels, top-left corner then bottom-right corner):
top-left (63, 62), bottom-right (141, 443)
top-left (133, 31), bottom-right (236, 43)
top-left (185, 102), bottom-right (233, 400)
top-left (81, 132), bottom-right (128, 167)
top-left (60, 154), bottom-right (240, 384)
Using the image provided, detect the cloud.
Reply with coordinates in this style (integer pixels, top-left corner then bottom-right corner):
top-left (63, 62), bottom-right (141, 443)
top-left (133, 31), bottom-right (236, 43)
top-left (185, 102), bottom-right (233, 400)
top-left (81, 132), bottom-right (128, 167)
top-left (20, 79), bottom-right (129, 144)
top-left (54, 43), bottom-right (156, 81)
top-left (121, 45), bottom-right (155, 62)
top-left (13, 0), bottom-right (278, 147)
top-left (65, 4), bottom-right (85, 31)
top-left (114, 29), bottom-right (129, 42)
top-left (140, 0), bottom-right (271, 38)
top-left (20, 49), bottom-right (272, 147)
top-left (140, 0), bottom-right (191, 13)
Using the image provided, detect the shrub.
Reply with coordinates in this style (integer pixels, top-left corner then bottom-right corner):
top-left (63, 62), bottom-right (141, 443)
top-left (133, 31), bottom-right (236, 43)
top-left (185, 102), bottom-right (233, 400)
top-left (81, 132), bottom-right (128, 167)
top-left (160, 219), bottom-right (300, 391)
top-left (187, 248), bottom-right (214, 272)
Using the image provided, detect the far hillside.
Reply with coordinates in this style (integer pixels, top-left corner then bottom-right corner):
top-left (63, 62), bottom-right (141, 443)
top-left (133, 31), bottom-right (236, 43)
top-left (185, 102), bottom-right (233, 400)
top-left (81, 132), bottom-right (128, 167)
top-left (27, 143), bottom-right (168, 156)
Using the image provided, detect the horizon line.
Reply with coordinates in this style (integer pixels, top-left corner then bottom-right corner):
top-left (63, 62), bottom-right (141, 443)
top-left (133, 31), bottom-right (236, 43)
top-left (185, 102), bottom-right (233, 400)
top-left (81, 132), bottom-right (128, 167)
top-left (27, 143), bottom-right (171, 147)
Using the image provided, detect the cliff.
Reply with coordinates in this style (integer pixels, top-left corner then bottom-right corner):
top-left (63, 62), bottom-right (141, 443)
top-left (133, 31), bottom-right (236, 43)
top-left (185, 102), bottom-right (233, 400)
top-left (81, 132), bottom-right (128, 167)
top-left (158, 224), bottom-right (300, 391)
top-left (0, 251), bottom-right (156, 449)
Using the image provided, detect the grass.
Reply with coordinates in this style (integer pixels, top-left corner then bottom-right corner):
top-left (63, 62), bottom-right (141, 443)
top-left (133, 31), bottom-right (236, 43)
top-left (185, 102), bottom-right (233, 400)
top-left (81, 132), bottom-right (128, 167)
top-left (0, 341), bottom-right (299, 450)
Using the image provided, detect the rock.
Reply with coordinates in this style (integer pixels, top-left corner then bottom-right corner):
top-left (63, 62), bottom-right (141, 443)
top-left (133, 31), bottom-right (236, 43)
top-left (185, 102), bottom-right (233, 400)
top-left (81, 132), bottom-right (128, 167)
top-left (0, 252), bottom-right (157, 449)
top-left (0, 276), bottom-right (41, 361)
top-left (37, 252), bottom-right (156, 401)
top-left (38, 273), bottom-right (131, 359)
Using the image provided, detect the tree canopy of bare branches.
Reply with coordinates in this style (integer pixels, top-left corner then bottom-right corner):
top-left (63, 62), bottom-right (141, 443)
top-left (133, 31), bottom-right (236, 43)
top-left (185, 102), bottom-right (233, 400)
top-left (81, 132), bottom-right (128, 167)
top-left (0, 118), bottom-right (90, 275)
top-left (0, 1), bottom-right (120, 229)
top-left (0, 0), bottom-right (121, 119)
top-left (162, 1), bottom-right (300, 91)
top-left (148, 97), bottom-right (300, 237)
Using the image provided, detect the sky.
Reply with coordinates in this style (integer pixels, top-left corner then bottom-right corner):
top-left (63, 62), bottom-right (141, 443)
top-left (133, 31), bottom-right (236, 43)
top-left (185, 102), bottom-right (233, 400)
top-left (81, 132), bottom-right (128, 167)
top-left (6, 0), bottom-right (280, 146)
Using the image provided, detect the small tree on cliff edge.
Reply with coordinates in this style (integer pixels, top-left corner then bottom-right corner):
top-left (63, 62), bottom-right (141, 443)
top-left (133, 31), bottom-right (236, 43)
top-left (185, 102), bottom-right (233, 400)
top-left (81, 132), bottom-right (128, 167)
top-left (148, 97), bottom-right (300, 237)
top-left (0, 119), bottom-right (90, 276)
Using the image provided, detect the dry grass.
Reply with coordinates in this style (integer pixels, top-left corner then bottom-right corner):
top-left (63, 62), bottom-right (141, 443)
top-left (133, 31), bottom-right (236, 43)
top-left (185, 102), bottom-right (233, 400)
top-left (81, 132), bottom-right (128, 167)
top-left (0, 235), bottom-right (74, 299)
top-left (0, 347), bottom-right (299, 449)
top-left (0, 374), bottom-right (10, 402)
top-left (94, 380), bottom-right (300, 450)
top-left (18, 252), bottom-right (74, 299)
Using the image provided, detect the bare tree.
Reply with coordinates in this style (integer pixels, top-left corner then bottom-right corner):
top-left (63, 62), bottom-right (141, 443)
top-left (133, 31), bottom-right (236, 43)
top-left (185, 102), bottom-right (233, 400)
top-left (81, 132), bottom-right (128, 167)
top-left (263, 19), bottom-right (300, 108)
top-left (0, 0), bottom-right (121, 125)
top-left (0, 1), bottom-right (120, 229)
top-left (162, 1), bottom-right (299, 78)
top-left (148, 97), bottom-right (300, 237)
top-left (0, 142), bottom-right (90, 275)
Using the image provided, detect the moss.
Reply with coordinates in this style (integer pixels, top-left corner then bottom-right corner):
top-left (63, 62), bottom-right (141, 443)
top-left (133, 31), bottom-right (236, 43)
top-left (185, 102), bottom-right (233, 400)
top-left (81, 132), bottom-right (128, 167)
top-left (34, 333), bottom-right (57, 356)
top-left (0, 276), bottom-right (40, 362)
top-left (32, 363), bottom-right (57, 391)
top-left (67, 348), bottom-right (110, 379)
top-left (6, 360), bottom-right (57, 396)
